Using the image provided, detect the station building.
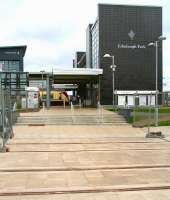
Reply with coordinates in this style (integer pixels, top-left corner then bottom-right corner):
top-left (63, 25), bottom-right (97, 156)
top-left (0, 4), bottom-right (163, 108)
top-left (29, 68), bottom-right (102, 108)
top-left (0, 46), bottom-right (28, 102)
top-left (0, 45), bottom-right (102, 108)
top-left (76, 4), bottom-right (163, 106)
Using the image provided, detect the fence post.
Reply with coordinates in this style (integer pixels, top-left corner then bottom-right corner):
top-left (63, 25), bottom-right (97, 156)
top-left (26, 90), bottom-right (28, 111)
top-left (147, 93), bottom-right (152, 135)
top-left (133, 93), bottom-right (136, 126)
top-left (71, 102), bottom-right (75, 124)
top-left (1, 89), bottom-right (5, 151)
top-left (0, 89), bottom-right (14, 152)
top-left (46, 74), bottom-right (50, 109)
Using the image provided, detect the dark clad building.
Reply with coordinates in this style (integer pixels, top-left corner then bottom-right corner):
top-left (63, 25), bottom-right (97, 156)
top-left (0, 46), bottom-right (27, 72)
top-left (77, 4), bottom-right (163, 106)
top-left (97, 4), bottom-right (162, 105)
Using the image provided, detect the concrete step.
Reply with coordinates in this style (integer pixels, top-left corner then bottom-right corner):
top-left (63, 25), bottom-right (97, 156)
top-left (16, 113), bottom-right (127, 126)
top-left (17, 119), bottom-right (126, 123)
top-left (15, 122), bottom-right (128, 126)
top-left (17, 115), bottom-right (125, 120)
top-left (16, 122), bottom-right (128, 125)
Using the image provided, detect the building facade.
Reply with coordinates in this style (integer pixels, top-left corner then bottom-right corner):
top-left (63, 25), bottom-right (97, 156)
top-left (73, 52), bottom-right (86, 68)
top-left (0, 72), bottom-right (29, 99)
top-left (84, 4), bottom-right (163, 106)
top-left (86, 24), bottom-right (93, 68)
top-left (0, 46), bottom-right (28, 103)
top-left (0, 46), bottom-right (27, 72)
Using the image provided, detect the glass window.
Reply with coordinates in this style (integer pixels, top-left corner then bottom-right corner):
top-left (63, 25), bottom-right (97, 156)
top-left (20, 85), bottom-right (26, 89)
top-left (11, 73), bottom-right (17, 78)
top-left (0, 60), bottom-right (19, 72)
top-left (0, 72), bottom-right (28, 98)
top-left (11, 84), bottom-right (16, 89)
top-left (1, 73), bottom-right (6, 79)
top-left (91, 21), bottom-right (99, 69)
top-left (20, 73), bottom-right (27, 79)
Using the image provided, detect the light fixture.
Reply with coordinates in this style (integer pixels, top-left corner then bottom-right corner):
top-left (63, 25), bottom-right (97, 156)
top-left (148, 42), bottom-right (155, 46)
top-left (103, 54), bottom-right (111, 58)
top-left (158, 36), bottom-right (166, 41)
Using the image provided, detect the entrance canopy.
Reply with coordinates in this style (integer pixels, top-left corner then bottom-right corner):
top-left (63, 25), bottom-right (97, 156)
top-left (29, 68), bottom-right (103, 84)
top-left (29, 68), bottom-right (103, 108)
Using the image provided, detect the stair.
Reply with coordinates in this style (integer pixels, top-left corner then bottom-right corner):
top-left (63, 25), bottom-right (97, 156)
top-left (15, 113), bottom-right (128, 126)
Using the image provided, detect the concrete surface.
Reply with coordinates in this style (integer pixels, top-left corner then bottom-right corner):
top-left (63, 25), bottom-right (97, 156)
top-left (0, 108), bottom-right (170, 199)
top-left (0, 190), bottom-right (170, 200)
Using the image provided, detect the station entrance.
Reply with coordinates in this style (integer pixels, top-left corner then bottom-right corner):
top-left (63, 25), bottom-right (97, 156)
top-left (29, 69), bottom-right (103, 108)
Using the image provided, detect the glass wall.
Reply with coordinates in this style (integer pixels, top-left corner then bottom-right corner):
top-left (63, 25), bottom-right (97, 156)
top-left (0, 72), bottom-right (29, 103)
top-left (91, 20), bottom-right (99, 69)
top-left (0, 61), bottom-right (20, 72)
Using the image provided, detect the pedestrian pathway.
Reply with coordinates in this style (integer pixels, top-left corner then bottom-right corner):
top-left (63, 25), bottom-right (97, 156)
top-left (16, 108), bottom-right (128, 125)
top-left (0, 115), bottom-right (170, 199)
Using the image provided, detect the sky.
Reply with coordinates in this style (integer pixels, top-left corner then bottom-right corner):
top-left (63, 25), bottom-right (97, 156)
top-left (0, 0), bottom-right (169, 90)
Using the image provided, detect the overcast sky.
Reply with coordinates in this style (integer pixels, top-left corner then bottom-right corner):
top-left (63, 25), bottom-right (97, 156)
top-left (0, 0), bottom-right (169, 90)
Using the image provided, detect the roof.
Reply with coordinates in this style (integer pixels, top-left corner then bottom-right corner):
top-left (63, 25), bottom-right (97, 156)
top-left (29, 68), bottom-right (103, 76)
top-left (53, 68), bottom-right (103, 75)
top-left (0, 45), bottom-right (27, 56)
top-left (29, 68), bottom-right (103, 84)
top-left (98, 3), bottom-right (162, 8)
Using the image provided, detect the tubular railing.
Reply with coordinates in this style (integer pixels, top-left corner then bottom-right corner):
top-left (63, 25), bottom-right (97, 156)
top-left (0, 89), bottom-right (14, 152)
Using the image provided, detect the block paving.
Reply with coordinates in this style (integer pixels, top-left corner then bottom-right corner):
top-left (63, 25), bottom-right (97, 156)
top-left (0, 109), bottom-right (170, 199)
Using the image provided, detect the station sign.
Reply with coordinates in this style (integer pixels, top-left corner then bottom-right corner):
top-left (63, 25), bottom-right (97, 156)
top-left (117, 44), bottom-right (146, 49)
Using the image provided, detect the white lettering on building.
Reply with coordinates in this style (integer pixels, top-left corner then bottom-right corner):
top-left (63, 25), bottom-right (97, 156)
top-left (118, 44), bottom-right (146, 49)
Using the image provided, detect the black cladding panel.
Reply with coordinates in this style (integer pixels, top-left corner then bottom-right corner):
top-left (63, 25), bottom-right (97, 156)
top-left (98, 4), bottom-right (162, 105)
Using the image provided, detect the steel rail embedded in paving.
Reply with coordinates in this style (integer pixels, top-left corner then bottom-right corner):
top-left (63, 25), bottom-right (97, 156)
top-left (0, 164), bottom-right (170, 173)
top-left (1, 185), bottom-right (170, 197)
top-left (8, 148), bottom-right (170, 152)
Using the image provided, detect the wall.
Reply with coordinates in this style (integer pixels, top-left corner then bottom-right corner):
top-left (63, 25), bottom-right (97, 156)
top-left (98, 4), bottom-right (162, 105)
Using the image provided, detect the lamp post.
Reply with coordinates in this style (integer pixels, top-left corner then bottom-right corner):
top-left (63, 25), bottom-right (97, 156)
top-left (40, 70), bottom-right (45, 90)
top-left (103, 54), bottom-right (117, 110)
top-left (40, 70), bottom-right (45, 108)
top-left (148, 36), bottom-right (166, 127)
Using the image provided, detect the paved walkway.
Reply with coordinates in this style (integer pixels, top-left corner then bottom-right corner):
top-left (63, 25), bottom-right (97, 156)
top-left (1, 190), bottom-right (170, 200)
top-left (0, 108), bottom-right (170, 199)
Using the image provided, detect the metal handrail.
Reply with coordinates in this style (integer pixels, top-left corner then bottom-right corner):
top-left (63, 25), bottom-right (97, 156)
top-left (0, 89), bottom-right (14, 152)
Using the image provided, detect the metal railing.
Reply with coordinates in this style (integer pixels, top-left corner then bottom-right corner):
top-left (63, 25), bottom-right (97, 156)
top-left (114, 92), bottom-right (170, 129)
top-left (0, 89), bottom-right (14, 152)
top-left (70, 101), bottom-right (105, 124)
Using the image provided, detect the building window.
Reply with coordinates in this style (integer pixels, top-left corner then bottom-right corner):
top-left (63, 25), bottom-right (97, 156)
top-left (0, 61), bottom-right (20, 72)
top-left (91, 20), bottom-right (99, 69)
top-left (0, 72), bottom-right (28, 103)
